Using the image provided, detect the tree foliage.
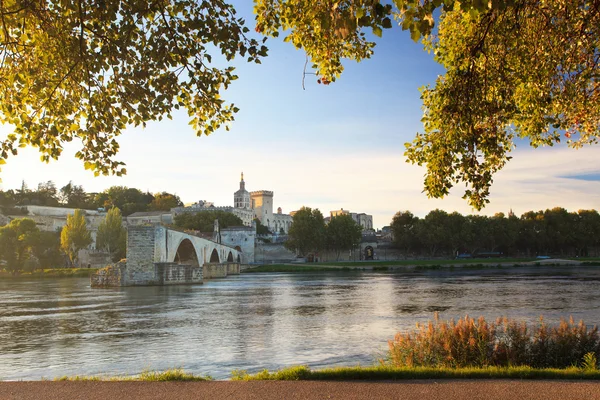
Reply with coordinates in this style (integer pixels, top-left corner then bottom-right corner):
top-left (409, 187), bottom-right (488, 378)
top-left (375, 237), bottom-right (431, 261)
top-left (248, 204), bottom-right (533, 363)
top-left (60, 209), bottom-right (92, 266)
top-left (96, 207), bottom-right (126, 262)
top-left (60, 181), bottom-right (92, 209)
top-left (30, 230), bottom-right (64, 270)
top-left (95, 186), bottom-right (154, 216)
top-left (254, 218), bottom-right (271, 235)
top-left (149, 192), bottom-right (183, 211)
top-left (0, 0), bottom-right (267, 176)
top-left (174, 210), bottom-right (243, 232)
top-left (326, 214), bottom-right (362, 260)
top-left (389, 207), bottom-right (600, 257)
top-left (258, 0), bottom-right (600, 209)
top-left (285, 207), bottom-right (326, 256)
top-left (0, 218), bottom-right (39, 273)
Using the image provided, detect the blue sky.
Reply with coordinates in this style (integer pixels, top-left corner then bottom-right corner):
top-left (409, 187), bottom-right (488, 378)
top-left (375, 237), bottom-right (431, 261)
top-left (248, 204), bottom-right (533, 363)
top-left (1, 2), bottom-right (599, 228)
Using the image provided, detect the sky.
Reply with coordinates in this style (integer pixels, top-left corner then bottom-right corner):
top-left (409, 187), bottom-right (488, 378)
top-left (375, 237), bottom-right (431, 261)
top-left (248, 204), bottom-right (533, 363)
top-left (1, 2), bottom-right (599, 229)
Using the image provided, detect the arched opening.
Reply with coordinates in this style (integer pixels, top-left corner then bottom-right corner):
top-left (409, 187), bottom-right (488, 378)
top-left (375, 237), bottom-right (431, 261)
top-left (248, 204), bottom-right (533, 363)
top-left (227, 251), bottom-right (234, 262)
top-left (364, 246), bottom-right (374, 260)
top-left (234, 245), bottom-right (242, 252)
top-left (236, 254), bottom-right (241, 262)
top-left (174, 239), bottom-right (199, 267)
top-left (209, 248), bottom-right (220, 263)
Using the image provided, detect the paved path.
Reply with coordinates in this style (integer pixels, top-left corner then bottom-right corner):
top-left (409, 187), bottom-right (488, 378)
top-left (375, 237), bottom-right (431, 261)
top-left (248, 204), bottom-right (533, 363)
top-left (1, 380), bottom-right (600, 400)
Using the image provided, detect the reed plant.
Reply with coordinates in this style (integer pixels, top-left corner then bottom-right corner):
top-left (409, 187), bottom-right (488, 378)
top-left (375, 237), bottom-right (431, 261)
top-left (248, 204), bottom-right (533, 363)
top-left (387, 314), bottom-right (600, 369)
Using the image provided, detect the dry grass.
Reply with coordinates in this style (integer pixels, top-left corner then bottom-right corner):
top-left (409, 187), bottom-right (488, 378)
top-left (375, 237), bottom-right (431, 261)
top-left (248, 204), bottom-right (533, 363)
top-left (387, 314), bottom-right (600, 369)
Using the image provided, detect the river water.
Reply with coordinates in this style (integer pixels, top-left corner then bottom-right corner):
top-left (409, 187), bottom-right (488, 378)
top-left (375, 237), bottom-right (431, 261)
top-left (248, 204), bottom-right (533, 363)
top-left (1, 267), bottom-right (599, 380)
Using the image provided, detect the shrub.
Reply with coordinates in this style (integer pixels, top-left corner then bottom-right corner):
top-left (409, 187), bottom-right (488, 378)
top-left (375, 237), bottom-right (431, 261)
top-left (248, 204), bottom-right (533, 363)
top-left (387, 314), bottom-right (600, 369)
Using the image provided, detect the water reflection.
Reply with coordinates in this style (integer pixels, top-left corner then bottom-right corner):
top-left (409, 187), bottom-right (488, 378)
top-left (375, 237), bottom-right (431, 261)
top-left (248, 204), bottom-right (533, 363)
top-left (1, 266), bottom-right (599, 380)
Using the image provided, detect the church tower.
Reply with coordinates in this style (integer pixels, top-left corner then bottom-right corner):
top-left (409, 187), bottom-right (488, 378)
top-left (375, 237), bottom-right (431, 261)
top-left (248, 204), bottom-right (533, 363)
top-left (234, 172), bottom-right (250, 209)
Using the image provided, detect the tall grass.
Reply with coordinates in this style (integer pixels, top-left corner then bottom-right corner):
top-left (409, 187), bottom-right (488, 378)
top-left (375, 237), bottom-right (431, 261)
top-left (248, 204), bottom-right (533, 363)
top-left (231, 365), bottom-right (600, 381)
top-left (55, 368), bottom-right (211, 381)
top-left (387, 314), bottom-right (600, 369)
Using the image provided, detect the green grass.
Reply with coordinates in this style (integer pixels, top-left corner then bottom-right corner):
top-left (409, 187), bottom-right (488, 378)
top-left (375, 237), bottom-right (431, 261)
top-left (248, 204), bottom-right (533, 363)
top-left (312, 258), bottom-right (539, 267)
top-left (230, 365), bottom-right (600, 381)
top-left (0, 268), bottom-right (100, 279)
top-left (243, 264), bottom-right (351, 273)
top-left (55, 368), bottom-right (212, 381)
top-left (242, 258), bottom-right (600, 274)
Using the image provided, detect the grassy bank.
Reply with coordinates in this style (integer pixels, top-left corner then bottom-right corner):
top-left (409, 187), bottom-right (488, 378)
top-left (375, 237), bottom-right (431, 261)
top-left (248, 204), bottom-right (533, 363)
top-left (231, 365), bottom-right (600, 381)
top-left (53, 365), bottom-right (600, 382)
top-left (313, 258), bottom-right (537, 267)
top-left (0, 268), bottom-right (100, 279)
top-left (243, 259), bottom-right (600, 273)
top-left (243, 264), bottom-right (351, 273)
top-left (55, 368), bottom-right (211, 382)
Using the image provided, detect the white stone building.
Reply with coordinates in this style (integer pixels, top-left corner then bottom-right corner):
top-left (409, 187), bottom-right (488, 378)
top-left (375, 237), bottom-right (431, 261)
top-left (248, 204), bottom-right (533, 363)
top-left (330, 208), bottom-right (374, 231)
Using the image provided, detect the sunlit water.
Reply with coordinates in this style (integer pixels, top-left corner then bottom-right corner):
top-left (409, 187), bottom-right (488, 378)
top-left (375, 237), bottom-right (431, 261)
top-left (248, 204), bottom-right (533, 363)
top-left (1, 267), bottom-right (600, 380)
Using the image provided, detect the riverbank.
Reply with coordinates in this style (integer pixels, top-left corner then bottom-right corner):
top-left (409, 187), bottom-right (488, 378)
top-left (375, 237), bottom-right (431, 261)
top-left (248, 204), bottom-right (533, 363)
top-left (0, 268), bottom-right (100, 279)
top-left (243, 258), bottom-right (599, 273)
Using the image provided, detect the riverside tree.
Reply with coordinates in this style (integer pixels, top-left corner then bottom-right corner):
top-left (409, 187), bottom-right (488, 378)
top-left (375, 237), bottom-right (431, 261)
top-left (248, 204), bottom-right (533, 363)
top-left (285, 207), bottom-right (326, 257)
top-left (326, 214), bottom-right (362, 260)
top-left (256, 0), bottom-right (600, 209)
top-left (96, 207), bottom-right (126, 262)
top-left (0, 219), bottom-right (39, 274)
top-left (60, 209), bottom-right (92, 267)
top-left (389, 207), bottom-right (600, 257)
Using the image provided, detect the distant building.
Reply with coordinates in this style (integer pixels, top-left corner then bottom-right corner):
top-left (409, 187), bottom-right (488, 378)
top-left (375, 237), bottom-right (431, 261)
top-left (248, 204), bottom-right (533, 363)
top-left (171, 173), bottom-right (293, 233)
top-left (329, 208), bottom-right (374, 231)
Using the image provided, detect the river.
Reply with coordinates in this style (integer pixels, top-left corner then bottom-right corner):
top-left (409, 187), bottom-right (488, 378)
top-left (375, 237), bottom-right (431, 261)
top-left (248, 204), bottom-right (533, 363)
top-left (1, 266), bottom-right (599, 380)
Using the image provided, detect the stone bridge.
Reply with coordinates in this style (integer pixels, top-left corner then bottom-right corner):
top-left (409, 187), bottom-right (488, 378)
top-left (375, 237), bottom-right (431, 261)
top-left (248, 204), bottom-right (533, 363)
top-left (92, 224), bottom-right (243, 287)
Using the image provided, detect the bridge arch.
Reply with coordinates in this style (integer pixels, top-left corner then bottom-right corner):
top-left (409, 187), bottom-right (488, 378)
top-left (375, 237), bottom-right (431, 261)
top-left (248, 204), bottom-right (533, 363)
top-left (209, 248), bottom-right (220, 263)
top-left (227, 251), bottom-right (234, 262)
top-left (174, 238), bottom-right (200, 267)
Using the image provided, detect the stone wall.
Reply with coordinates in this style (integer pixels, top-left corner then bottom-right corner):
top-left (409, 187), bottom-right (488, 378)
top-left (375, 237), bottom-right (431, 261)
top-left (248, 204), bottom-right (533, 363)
top-left (91, 263), bottom-right (125, 288)
top-left (203, 263), bottom-right (228, 279)
top-left (221, 227), bottom-right (255, 263)
top-left (255, 243), bottom-right (297, 263)
top-left (125, 225), bottom-right (158, 285)
top-left (155, 263), bottom-right (203, 285)
top-left (226, 263), bottom-right (241, 275)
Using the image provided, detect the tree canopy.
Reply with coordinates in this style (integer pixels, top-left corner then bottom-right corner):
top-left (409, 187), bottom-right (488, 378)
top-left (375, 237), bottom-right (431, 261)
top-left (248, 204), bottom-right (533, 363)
top-left (326, 214), bottom-right (363, 260)
top-left (389, 207), bottom-right (600, 258)
top-left (285, 207), bottom-right (326, 256)
top-left (0, 218), bottom-right (39, 274)
top-left (60, 209), bottom-right (92, 266)
top-left (0, 0), bottom-right (266, 176)
top-left (257, 0), bottom-right (600, 209)
top-left (1, 1), bottom-right (597, 209)
top-left (174, 210), bottom-right (243, 232)
top-left (96, 207), bottom-right (126, 262)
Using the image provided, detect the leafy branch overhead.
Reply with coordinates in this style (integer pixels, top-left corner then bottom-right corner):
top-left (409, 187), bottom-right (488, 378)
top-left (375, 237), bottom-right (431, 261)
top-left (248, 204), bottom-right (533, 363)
top-left (0, 0), bottom-right (267, 176)
top-left (257, 0), bottom-right (600, 209)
